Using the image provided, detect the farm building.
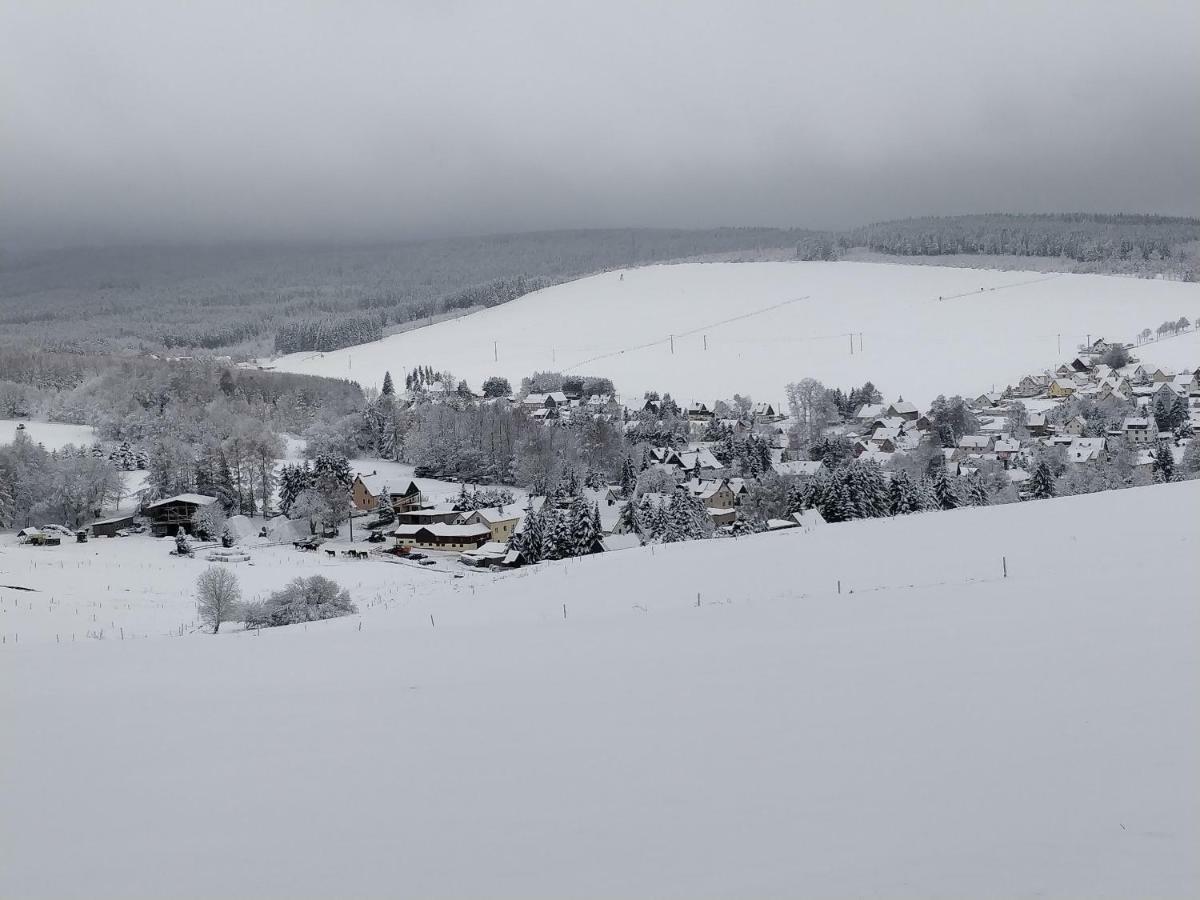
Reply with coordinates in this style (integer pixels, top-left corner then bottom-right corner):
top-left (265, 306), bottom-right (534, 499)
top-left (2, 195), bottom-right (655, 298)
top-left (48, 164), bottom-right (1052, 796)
top-left (393, 523), bottom-right (491, 552)
top-left (90, 514), bottom-right (135, 538)
top-left (143, 493), bottom-right (218, 537)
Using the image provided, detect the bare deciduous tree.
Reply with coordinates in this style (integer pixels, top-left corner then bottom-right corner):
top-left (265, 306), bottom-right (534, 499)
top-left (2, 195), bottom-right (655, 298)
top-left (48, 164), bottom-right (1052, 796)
top-left (196, 566), bottom-right (241, 634)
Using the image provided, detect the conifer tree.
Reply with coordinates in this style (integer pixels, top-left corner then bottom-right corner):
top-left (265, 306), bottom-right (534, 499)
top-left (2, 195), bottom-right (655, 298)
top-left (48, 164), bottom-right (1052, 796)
top-left (1152, 445), bottom-right (1175, 483)
top-left (932, 468), bottom-right (961, 510)
top-left (964, 471), bottom-right (990, 506)
top-left (1029, 460), bottom-right (1057, 499)
top-left (381, 371), bottom-right (395, 396)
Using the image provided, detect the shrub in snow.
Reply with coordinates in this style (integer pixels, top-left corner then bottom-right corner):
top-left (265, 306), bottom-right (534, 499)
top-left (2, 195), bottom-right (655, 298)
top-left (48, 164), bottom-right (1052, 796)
top-left (243, 575), bottom-right (357, 629)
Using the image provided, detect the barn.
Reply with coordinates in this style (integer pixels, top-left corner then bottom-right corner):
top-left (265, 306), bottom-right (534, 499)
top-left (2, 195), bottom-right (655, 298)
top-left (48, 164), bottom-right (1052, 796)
top-left (143, 493), bottom-right (218, 536)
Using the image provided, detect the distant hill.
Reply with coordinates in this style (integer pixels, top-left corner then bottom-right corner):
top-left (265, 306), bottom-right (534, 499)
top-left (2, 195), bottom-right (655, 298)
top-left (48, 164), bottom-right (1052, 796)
top-left (0, 228), bottom-right (814, 356)
top-left (2, 214), bottom-right (1197, 358)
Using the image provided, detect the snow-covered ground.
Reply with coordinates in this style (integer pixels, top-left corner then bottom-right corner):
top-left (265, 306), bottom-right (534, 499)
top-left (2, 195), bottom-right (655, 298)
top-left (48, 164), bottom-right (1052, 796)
top-left (0, 418), bottom-right (96, 451)
top-left (269, 262), bottom-right (1199, 407)
top-left (2, 481), bottom-right (1197, 897)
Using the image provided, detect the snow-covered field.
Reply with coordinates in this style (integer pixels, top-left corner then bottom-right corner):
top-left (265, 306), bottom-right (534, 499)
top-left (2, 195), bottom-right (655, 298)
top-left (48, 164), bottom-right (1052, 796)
top-left (3, 481), bottom-right (1197, 897)
top-left (269, 262), bottom-right (1199, 407)
top-left (0, 418), bottom-right (96, 451)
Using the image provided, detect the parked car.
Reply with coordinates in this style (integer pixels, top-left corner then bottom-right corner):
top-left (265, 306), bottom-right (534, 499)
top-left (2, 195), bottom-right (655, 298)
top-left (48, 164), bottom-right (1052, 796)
top-left (419, 558), bottom-right (437, 566)
top-left (407, 552), bottom-right (426, 560)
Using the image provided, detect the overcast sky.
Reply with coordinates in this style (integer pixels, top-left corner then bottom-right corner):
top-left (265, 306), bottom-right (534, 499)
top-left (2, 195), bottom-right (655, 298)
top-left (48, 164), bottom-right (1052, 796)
top-left (2, 0), bottom-right (1198, 247)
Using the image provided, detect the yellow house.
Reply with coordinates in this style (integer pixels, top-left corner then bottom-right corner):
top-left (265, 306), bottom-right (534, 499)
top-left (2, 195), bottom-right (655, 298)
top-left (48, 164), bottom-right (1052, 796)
top-left (1048, 378), bottom-right (1077, 399)
top-left (458, 506), bottom-right (522, 543)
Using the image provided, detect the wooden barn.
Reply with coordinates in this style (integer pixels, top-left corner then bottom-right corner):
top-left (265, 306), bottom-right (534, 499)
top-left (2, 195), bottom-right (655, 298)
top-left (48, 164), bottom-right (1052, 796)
top-left (143, 493), bottom-right (218, 536)
top-left (90, 514), bottom-right (135, 538)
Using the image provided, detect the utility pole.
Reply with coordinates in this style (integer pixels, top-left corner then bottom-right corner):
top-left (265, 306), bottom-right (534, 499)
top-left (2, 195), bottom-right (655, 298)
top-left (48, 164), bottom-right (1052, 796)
top-left (493, 341), bottom-right (498, 362)
top-left (849, 333), bottom-right (854, 356)
top-left (703, 334), bottom-right (708, 351)
top-left (670, 334), bottom-right (675, 354)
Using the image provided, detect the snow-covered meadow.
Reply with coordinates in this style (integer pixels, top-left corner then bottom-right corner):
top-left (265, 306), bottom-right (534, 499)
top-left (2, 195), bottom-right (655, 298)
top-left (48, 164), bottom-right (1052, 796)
top-left (2, 481), bottom-right (1197, 897)
top-left (0, 419), bottom-right (96, 451)
top-left (270, 261), bottom-right (1199, 406)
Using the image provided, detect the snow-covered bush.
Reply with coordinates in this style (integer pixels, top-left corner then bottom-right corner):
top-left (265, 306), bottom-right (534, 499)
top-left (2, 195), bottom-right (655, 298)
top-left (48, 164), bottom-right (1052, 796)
top-left (242, 575), bottom-right (357, 628)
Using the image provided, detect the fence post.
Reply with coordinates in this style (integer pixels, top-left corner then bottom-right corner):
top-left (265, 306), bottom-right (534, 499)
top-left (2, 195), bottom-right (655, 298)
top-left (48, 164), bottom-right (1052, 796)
top-left (1003, 556), bottom-right (1008, 579)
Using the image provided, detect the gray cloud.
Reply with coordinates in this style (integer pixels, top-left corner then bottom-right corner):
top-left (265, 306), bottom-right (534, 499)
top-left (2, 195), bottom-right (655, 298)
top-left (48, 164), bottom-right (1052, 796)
top-left (2, 0), bottom-right (1197, 247)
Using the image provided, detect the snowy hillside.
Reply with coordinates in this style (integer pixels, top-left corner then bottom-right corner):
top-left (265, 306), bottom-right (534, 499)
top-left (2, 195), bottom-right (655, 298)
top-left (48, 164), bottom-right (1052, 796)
top-left (3, 481), bottom-right (1197, 898)
top-left (270, 262), bottom-right (1199, 406)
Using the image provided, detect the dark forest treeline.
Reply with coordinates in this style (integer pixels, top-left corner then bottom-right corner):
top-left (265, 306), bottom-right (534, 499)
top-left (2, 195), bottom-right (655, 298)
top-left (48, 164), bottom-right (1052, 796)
top-left (837, 213), bottom-right (1200, 270)
top-left (0, 228), bottom-right (814, 356)
top-left (271, 274), bottom-right (555, 354)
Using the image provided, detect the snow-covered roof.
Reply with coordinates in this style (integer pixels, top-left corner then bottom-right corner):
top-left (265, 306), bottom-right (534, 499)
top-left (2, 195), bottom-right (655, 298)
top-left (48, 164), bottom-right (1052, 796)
top-left (771, 460), bottom-right (823, 477)
top-left (855, 403), bottom-right (885, 420)
top-left (601, 534), bottom-right (642, 553)
top-left (1124, 417), bottom-right (1152, 429)
top-left (144, 493), bottom-right (218, 509)
top-left (462, 505), bottom-right (522, 525)
top-left (393, 523), bottom-right (491, 539)
top-left (955, 436), bottom-right (993, 451)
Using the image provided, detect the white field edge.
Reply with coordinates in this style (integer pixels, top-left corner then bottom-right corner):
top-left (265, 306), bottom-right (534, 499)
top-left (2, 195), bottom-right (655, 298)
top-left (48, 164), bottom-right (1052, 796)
top-left (2, 480), bottom-right (1197, 898)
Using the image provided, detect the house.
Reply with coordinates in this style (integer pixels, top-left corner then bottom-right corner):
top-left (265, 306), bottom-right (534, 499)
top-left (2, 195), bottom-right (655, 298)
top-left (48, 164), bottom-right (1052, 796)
top-left (523, 391), bottom-right (568, 411)
top-left (90, 514), bottom-right (135, 538)
top-left (1123, 417), bottom-right (1156, 445)
top-left (1069, 357), bottom-right (1094, 373)
top-left (1048, 378), bottom-right (1077, 399)
top-left (457, 505), bottom-right (522, 543)
top-left (885, 399), bottom-right (919, 421)
top-left (1027, 413), bottom-right (1048, 436)
top-left (683, 478), bottom-right (737, 511)
top-left (1013, 374), bottom-right (1050, 397)
top-left (143, 493), bottom-right (218, 536)
top-left (751, 402), bottom-right (781, 420)
top-left (1067, 438), bottom-right (1106, 464)
top-left (351, 474), bottom-right (423, 513)
top-left (459, 542), bottom-right (511, 568)
top-left (1063, 416), bottom-right (1088, 437)
top-left (974, 392), bottom-right (1003, 408)
top-left (1151, 368), bottom-right (1176, 384)
top-left (957, 434), bottom-right (993, 452)
top-left (685, 402), bottom-right (714, 421)
top-left (854, 403), bottom-right (886, 423)
top-left (393, 523), bottom-right (491, 552)
top-left (993, 437), bottom-right (1021, 461)
top-left (653, 447), bottom-right (722, 477)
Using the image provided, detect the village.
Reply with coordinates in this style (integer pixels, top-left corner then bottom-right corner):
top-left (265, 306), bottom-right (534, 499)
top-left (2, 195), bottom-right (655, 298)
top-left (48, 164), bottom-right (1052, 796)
top-left (8, 335), bottom-right (1197, 585)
